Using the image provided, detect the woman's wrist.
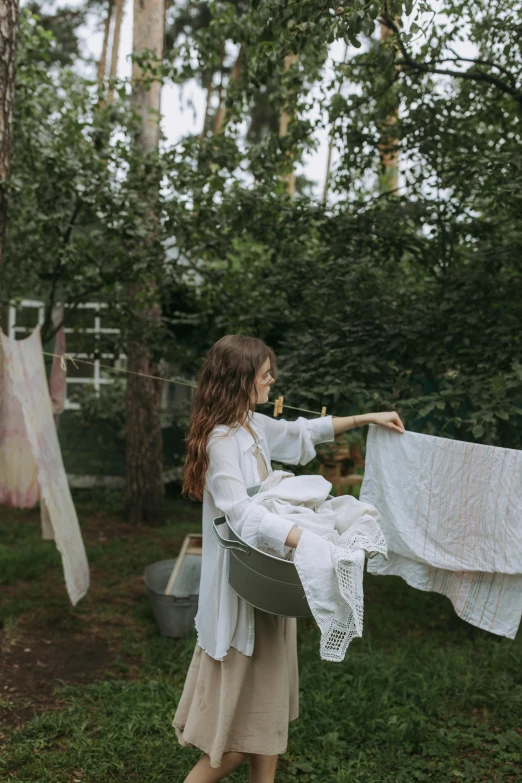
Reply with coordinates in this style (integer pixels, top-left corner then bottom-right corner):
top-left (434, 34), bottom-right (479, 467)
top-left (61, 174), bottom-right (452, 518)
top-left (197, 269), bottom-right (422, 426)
top-left (354, 413), bottom-right (374, 427)
top-left (333, 413), bottom-right (373, 436)
top-left (284, 525), bottom-right (302, 548)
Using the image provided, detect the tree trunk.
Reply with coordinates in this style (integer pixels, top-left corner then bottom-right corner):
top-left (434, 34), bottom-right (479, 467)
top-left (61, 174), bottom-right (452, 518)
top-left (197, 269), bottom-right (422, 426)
top-left (97, 0), bottom-right (113, 88)
top-left (213, 45), bottom-right (243, 136)
top-left (125, 309), bottom-right (165, 525)
top-left (279, 53), bottom-right (298, 197)
top-left (0, 0), bottom-right (19, 304)
top-left (131, 0), bottom-right (164, 150)
top-left (378, 16), bottom-right (399, 194)
top-left (107, 0), bottom-right (125, 102)
top-left (212, 65), bottom-right (225, 136)
top-left (125, 0), bottom-right (165, 525)
top-left (323, 134), bottom-right (334, 203)
top-left (323, 44), bottom-right (348, 203)
top-left (199, 70), bottom-right (215, 139)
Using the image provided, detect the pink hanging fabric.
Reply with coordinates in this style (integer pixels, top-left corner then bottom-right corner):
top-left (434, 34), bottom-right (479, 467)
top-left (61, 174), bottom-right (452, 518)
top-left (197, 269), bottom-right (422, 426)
top-left (0, 326), bottom-right (89, 605)
top-left (0, 346), bottom-right (40, 509)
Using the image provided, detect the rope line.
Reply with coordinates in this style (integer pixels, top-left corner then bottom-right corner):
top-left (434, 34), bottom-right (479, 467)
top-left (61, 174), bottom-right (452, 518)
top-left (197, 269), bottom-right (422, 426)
top-left (42, 350), bottom-right (335, 417)
top-left (42, 351), bottom-right (198, 389)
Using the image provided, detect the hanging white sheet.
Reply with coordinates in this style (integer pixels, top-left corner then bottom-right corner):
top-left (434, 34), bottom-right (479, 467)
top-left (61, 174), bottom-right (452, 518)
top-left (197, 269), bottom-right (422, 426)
top-left (360, 425), bottom-right (522, 639)
top-left (0, 326), bottom-right (89, 605)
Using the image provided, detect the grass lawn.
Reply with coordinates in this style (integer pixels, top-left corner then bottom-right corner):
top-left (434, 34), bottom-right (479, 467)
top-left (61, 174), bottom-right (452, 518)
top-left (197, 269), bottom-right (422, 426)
top-left (1, 488), bottom-right (521, 783)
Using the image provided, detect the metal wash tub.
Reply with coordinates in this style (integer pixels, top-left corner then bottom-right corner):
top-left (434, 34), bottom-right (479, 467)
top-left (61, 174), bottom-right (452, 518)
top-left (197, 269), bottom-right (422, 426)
top-left (212, 484), bottom-right (313, 618)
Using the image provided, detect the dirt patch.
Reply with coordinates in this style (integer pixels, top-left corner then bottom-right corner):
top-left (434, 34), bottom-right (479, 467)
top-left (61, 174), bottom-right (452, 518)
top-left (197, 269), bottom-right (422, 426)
top-left (0, 622), bottom-right (115, 734)
top-left (0, 502), bottom-right (192, 741)
top-left (0, 564), bottom-right (149, 739)
top-left (0, 563), bottom-right (148, 739)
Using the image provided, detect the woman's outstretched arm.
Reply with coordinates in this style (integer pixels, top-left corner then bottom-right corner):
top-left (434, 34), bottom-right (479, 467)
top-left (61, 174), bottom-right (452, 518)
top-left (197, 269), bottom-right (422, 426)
top-left (332, 411), bottom-right (405, 436)
top-left (284, 410), bottom-right (405, 550)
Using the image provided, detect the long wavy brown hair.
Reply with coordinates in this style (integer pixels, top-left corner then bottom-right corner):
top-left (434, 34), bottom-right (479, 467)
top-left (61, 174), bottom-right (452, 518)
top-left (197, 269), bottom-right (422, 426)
top-left (182, 335), bottom-right (277, 501)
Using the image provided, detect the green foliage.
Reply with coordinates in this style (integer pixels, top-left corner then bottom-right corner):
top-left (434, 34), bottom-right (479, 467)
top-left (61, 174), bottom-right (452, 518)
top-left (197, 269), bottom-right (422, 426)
top-left (7, 1), bottom-right (522, 449)
top-left (22, 1), bottom-right (88, 66)
top-left (71, 380), bottom-right (127, 439)
top-left (1, 500), bottom-right (522, 782)
top-left (0, 540), bottom-right (60, 585)
top-left (6, 12), bottom-right (170, 355)
top-left (166, 0), bottom-right (522, 448)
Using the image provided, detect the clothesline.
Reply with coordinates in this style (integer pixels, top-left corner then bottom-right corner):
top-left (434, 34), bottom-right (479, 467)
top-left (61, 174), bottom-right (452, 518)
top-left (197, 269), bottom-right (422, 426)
top-left (41, 350), bottom-right (335, 419)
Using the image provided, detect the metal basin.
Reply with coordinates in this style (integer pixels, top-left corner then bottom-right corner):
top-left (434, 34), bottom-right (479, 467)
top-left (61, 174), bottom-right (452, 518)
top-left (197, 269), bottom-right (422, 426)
top-left (212, 484), bottom-right (313, 618)
top-left (144, 558), bottom-right (200, 637)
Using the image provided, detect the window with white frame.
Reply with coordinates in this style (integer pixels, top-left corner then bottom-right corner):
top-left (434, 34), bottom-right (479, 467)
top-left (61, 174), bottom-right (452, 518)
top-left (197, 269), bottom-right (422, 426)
top-left (8, 300), bottom-right (196, 417)
top-left (8, 300), bottom-right (126, 411)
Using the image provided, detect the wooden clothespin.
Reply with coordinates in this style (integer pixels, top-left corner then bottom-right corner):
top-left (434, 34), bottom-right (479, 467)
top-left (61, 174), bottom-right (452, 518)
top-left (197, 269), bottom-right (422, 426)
top-left (320, 406), bottom-right (327, 416)
top-left (273, 396), bottom-right (284, 417)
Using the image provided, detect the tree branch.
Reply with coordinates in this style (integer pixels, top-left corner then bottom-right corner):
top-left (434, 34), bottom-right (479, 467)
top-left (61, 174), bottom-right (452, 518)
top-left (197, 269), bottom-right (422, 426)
top-left (447, 48), bottom-right (519, 86)
top-left (381, 12), bottom-right (522, 106)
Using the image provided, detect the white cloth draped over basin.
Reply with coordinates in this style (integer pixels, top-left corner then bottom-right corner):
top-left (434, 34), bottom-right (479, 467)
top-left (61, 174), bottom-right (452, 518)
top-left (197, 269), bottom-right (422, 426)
top-left (241, 471), bottom-right (387, 662)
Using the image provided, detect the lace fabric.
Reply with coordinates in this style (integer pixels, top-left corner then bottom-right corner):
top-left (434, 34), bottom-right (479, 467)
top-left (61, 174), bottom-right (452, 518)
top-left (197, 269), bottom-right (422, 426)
top-left (320, 527), bottom-right (387, 662)
top-left (320, 552), bottom-right (364, 662)
top-left (294, 522), bottom-right (387, 663)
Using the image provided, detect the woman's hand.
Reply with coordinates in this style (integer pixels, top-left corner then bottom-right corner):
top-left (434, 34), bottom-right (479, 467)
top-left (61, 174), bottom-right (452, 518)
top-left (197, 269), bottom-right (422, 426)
top-left (371, 411), bottom-right (405, 433)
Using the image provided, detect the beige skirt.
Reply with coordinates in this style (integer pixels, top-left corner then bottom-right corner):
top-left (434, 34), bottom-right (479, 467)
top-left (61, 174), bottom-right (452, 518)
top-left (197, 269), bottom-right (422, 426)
top-left (173, 609), bottom-right (299, 768)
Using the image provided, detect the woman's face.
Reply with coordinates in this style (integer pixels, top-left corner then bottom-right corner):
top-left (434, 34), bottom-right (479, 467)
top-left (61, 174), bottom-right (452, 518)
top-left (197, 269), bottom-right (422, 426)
top-left (252, 357), bottom-right (275, 406)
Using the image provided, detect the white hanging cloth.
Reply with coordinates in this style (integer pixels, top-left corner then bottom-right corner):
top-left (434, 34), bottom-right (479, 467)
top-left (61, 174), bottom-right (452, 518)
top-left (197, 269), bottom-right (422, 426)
top-left (0, 326), bottom-right (89, 605)
top-left (41, 303), bottom-right (67, 540)
top-left (360, 425), bottom-right (522, 639)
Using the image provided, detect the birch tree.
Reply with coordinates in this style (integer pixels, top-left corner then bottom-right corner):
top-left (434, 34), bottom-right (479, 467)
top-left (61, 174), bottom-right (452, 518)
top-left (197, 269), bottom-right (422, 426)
top-left (107, 0), bottom-right (125, 102)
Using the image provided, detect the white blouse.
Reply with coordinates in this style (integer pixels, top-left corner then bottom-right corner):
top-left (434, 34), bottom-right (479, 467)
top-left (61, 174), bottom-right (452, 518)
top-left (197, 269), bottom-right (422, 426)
top-left (195, 410), bottom-right (335, 660)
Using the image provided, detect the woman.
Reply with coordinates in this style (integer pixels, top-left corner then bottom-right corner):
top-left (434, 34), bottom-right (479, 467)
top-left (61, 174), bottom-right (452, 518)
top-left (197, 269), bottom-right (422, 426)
top-left (175, 335), bottom-right (404, 783)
